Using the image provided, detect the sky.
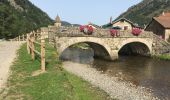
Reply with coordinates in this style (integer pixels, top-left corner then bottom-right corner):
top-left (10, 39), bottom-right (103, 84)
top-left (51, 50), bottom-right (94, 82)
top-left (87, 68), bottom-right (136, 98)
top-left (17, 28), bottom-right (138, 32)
top-left (29, 0), bottom-right (142, 25)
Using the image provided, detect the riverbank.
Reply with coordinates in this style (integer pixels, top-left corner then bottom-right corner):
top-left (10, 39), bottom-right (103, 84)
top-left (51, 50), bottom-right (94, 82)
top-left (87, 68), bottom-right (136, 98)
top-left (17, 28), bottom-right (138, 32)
top-left (0, 43), bottom-right (112, 100)
top-left (63, 61), bottom-right (158, 100)
top-left (156, 54), bottom-right (170, 60)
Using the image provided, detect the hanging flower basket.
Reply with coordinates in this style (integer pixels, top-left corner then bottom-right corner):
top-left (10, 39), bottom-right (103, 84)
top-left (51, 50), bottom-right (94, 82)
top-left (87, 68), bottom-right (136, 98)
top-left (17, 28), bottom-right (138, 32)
top-left (87, 26), bottom-right (93, 35)
top-left (79, 25), bottom-right (85, 32)
top-left (131, 28), bottom-right (142, 36)
top-left (110, 29), bottom-right (118, 37)
top-left (79, 25), bottom-right (94, 35)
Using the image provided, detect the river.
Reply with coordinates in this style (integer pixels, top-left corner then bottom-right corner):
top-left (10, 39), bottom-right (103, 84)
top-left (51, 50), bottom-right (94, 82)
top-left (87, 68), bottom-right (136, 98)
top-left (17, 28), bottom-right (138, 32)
top-left (61, 48), bottom-right (170, 100)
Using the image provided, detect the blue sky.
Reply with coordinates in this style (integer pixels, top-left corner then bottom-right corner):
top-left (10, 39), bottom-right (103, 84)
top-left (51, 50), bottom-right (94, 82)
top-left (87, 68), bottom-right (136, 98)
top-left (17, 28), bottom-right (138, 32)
top-left (29, 0), bottom-right (142, 25)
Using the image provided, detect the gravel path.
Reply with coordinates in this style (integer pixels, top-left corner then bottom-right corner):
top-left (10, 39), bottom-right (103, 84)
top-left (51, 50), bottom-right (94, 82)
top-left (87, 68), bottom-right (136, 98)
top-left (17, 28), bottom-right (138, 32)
top-left (0, 41), bottom-right (23, 91)
top-left (63, 61), bottom-right (159, 100)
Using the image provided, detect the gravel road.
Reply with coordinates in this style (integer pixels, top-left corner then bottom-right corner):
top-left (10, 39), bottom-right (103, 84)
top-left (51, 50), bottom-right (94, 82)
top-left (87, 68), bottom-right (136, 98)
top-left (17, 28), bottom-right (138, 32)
top-left (0, 41), bottom-right (23, 91)
top-left (63, 61), bottom-right (159, 100)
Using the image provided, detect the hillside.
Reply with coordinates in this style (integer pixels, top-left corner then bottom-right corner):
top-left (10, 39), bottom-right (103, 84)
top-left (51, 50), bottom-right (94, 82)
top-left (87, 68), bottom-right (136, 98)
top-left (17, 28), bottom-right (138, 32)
top-left (116, 0), bottom-right (170, 27)
top-left (0, 0), bottom-right (53, 39)
top-left (61, 21), bottom-right (72, 26)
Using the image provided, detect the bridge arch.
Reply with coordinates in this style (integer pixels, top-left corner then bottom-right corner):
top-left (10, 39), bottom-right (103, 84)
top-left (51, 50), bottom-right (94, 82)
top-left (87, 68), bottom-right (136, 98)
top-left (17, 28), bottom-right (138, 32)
top-left (57, 37), bottom-right (117, 60)
top-left (117, 38), bottom-right (152, 56)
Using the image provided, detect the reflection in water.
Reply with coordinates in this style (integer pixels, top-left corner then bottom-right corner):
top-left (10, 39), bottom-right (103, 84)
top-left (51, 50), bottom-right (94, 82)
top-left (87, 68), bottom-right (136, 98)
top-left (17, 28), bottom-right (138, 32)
top-left (61, 48), bottom-right (170, 99)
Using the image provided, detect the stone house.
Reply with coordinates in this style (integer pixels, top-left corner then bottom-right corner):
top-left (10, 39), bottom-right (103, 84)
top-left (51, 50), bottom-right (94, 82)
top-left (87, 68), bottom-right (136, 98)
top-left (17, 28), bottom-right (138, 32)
top-left (145, 12), bottom-right (170, 41)
top-left (103, 18), bottom-right (140, 30)
top-left (112, 18), bottom-right (135, 30)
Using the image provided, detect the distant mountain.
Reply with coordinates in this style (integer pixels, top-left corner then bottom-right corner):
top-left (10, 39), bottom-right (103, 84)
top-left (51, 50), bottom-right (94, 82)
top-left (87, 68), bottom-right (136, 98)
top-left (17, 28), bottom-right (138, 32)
top-left (0, 0), bottom-right (53, 39)
top-left (72, 24), bottom-right (81, 27)
top-left (61, 21), bottom-right (72, 26)
top-left (116, 0), bottom-right (170, 27)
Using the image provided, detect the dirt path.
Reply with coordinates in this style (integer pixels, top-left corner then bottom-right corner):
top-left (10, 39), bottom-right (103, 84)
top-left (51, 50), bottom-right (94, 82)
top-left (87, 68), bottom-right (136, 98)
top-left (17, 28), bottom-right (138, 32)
top-left (0, 41), bottom-right (24, 91)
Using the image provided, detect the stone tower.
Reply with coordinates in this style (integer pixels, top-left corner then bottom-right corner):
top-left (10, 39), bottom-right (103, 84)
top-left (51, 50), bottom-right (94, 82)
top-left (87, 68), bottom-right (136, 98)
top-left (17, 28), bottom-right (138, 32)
top-left (55, 15), bottom-right (61, 27)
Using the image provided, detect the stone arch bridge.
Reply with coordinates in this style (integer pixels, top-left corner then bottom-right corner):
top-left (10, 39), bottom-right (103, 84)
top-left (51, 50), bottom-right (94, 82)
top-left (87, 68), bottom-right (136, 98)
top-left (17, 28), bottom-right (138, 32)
top-left (47, 27), bottom-right (170, 60)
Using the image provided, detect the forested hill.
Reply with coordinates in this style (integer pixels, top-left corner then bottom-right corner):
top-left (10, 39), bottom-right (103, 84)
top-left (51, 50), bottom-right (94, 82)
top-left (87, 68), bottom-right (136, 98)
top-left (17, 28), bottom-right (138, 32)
top-left (0, 0), bottom-right (53, 39)
top-left (116, 0), bottom-right (170, 28)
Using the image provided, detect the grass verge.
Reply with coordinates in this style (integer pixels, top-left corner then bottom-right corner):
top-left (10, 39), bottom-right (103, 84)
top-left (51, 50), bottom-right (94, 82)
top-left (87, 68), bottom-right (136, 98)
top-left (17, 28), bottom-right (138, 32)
top-left (0, 42), bottom-right (112, 100)
top-left (157, 54), bottom-right (170, 60)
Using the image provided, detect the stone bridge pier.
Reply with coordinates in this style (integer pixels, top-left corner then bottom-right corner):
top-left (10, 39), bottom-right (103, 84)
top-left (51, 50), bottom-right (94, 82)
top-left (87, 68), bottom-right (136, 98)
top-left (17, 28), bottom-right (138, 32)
top-left (55, 36), bottom-right (153, 61)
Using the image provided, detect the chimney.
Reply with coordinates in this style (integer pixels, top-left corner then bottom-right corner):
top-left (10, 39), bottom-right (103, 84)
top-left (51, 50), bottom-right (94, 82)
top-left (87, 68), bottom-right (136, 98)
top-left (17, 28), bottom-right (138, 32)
top-left (110, 16), bottom-right (112, 24)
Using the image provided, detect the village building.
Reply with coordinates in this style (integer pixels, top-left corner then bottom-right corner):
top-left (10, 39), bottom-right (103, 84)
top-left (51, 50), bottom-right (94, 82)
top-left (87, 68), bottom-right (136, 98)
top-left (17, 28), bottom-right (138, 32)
top-left (145, 12), bottom-right (170, 41)
top-left (103, 18), bottom-right (140, 30)
top-left (112, 18), bottom-right (134, 30)
top-left (88, 22), bottom-right (101, 29)
top-left (54, 15), bottom-right (61, 27)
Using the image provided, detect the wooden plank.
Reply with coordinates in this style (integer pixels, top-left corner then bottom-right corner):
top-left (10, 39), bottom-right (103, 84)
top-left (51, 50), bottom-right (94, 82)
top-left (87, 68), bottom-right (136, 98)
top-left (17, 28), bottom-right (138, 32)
top-left (33, 49), bottom-right (41, 56)
top-left (41, 35), bottom-right (45, 72)
top-left (31, 37), bottom-right (35, 61)
top-left (27, 34), bottom-right (31, 54)
top-left (34, 41), bottom-right (41, 46)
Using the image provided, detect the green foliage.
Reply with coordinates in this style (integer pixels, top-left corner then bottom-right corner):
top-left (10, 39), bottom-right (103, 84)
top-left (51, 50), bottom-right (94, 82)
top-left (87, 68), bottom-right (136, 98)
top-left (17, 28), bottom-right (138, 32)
top-left (0, 43), bottom-right (112, 100)
top-left (116, 0), bottom-right (170, 28)
top-left (0, 0), bottom-right (53, 39)
top-left (157, 54), bottom-right (170, 60)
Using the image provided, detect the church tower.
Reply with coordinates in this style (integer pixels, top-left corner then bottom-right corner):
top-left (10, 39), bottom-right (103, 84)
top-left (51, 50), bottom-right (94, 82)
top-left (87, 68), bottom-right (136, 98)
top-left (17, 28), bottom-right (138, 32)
top-left (54, 15), bottom-right (61, 27)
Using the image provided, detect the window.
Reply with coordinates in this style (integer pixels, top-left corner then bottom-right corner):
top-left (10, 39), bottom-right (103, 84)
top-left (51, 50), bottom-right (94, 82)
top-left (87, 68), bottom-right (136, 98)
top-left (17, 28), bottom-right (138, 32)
top-left (124, 26), bottom-right (128, 30)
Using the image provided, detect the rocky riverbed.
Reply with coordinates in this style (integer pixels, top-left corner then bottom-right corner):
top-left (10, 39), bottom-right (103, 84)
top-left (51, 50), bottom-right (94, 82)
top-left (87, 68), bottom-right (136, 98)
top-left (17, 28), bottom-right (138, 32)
top-left (63, 61), bottom-right (159, 100)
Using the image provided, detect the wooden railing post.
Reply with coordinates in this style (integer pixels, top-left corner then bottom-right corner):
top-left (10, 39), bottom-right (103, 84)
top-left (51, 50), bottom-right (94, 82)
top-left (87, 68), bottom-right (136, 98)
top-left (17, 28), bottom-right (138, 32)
top-left (41, 34), bottom-right (45, 72)
top-left (31, 36), bottom-right (35, 61)
top-left (19, 35), bottom-right (20, 41)
top-left (22, 34), bottom-right (25, 41)
top-left (27, 34), bottom-right (31, 54)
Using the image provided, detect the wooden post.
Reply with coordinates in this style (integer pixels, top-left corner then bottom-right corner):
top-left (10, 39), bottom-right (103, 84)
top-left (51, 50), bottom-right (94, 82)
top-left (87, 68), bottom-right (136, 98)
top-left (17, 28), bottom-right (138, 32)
top-left (27, 34), bottom-right (31, 54)
top-left (33, 31), bottom-right (36, 40)
top-left (22, 34), bottom-right (25, 41)
top-left (18, 35), bottom-right (20, 41)
top-left (31, 36), bottom-right (35, 61)
top-left (41, 34), bottom-right (45, 72)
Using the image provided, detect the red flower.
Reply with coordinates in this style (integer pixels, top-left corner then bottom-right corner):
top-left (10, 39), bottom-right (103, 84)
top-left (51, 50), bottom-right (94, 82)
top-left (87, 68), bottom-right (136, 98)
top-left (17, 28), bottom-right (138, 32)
top-left (80, 25), bottom-right (94, 35)
top-left (132, 28), bottom-right (142, 36)
top-left (79, 25), bottom-right (84, 32)
top-left (88, 26), bottom-right (93, 34)
top-left (110, 29), bottom-right (118, 37)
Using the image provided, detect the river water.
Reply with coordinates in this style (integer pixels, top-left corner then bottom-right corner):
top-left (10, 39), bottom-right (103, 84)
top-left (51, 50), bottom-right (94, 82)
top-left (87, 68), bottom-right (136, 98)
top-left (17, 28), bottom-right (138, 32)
top-left (61, 48), bottom-right (170, 99)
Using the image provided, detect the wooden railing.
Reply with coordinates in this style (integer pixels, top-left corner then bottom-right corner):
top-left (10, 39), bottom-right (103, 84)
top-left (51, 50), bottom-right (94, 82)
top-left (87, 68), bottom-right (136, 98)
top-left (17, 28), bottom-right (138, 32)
top-left (27, 32), bottom-right (46, 72)
top-left (10, 34), bottom-right (27, 41)
top-left (10, 29), bottom-right (46, 72)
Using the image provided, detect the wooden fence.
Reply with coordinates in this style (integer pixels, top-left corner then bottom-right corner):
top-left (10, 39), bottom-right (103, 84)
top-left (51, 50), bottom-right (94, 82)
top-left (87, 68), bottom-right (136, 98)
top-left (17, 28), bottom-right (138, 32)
top-left (27, 32), bottom-right (46, 72)
top-left (11, 30), bottom-right (46, 72)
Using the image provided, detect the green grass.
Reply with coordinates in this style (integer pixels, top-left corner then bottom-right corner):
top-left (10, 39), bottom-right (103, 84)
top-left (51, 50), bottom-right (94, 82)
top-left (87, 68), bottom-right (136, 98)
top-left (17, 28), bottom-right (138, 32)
top-left (71, 43), bottom-right (90, 49)
top-left (0, 42), bottom-right (112, 100)
top-left (157, 54), bottom-right (170, 60)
